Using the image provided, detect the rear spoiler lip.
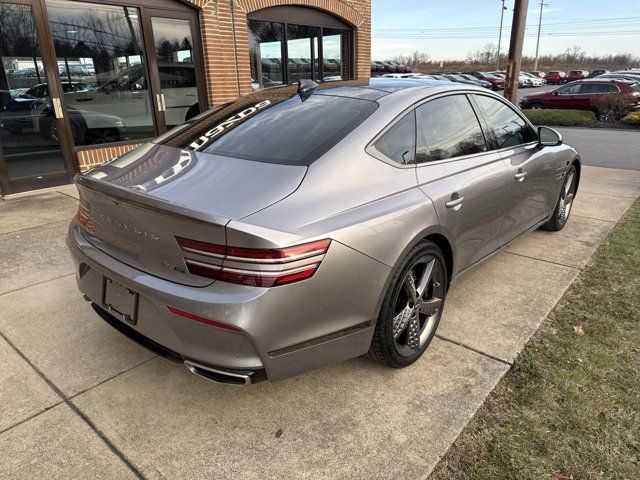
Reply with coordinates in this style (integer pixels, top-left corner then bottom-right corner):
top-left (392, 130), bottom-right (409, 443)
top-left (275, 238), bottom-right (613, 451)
top-left (74, 173), bottom-right (232, 228)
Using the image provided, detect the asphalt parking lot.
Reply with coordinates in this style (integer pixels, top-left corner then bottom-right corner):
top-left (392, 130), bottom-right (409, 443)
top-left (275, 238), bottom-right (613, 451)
top-left (1, 133), bottom-right (639, 479)
top-left (514, 84), bottom-right (556, 101)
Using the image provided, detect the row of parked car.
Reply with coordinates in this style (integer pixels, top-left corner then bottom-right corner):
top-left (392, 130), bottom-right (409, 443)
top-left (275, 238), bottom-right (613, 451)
top-left (381, 70), bottom-right (552, 89)
top-left (371, 61), bottom-right (413, 74)
top-left (520, 69), bottom-right (640, 113)
top-left (261, 57), bottom-right (341, 74)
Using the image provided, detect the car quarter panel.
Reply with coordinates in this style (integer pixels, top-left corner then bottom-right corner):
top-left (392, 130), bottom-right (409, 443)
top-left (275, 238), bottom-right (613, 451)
top-left (234, 92), bottom-right (447, 269)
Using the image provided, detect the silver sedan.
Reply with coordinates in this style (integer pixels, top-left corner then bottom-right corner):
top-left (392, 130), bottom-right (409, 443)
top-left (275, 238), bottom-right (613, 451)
top-left (67, 78), bottom-right (580, 384)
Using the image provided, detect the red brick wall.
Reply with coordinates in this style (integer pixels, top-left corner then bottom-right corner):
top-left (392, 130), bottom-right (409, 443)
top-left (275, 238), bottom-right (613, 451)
top-left (76, 0), bottom-right (371, 171)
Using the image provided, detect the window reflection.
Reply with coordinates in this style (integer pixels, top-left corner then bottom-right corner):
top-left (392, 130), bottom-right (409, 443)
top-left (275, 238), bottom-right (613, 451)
top-left (416, 95), bottom-right (488, 162)
top-left (286, 25), bottom-right (319, 84)
top-left (151, 17), bottom-right (199, 128)
top-left (248, 20), bottom-right (350, 89)
top-left (249, 20), bottom-right (284, 90)
top-left (0, 2), bottom-right (66, 179)
top-left (322, 29), bottom-right (343, 81)
top-left (46, 0), bottom-right (155, 145)
top-left (474, 95), bottom-right (537, 148)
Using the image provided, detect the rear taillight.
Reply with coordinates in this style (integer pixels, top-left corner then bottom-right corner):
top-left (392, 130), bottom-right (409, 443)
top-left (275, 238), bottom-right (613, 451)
top-left (175, 237), bottom-right (331, 287)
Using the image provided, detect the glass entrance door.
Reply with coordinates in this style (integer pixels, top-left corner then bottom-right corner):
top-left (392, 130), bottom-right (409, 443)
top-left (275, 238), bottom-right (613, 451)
top-left (0, 0), bottom-right (74, 194)
top-left (145, 11), bottom-right (206, 130)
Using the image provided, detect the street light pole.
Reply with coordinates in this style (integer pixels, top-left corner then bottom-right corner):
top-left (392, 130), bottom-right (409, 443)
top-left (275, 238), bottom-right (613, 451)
top-left (533, 0), bottom-right (549, 71)
top-left (504, 0), bottom-right (529, 103)
top-left (496, 0), bottom-right (507, 71)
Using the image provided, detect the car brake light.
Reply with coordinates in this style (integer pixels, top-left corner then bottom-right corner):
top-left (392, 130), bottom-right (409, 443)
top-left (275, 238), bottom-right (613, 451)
top-left (167, 306), bottom-right (240, 332)
top-left (175, 237), bottom-right (331, 287)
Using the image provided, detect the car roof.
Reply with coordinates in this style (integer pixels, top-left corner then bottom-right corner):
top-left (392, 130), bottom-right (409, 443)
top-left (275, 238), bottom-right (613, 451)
top-left (579, 78), bottom-right (635, 84)
top-left (307, 77), bottom-right (454, 99)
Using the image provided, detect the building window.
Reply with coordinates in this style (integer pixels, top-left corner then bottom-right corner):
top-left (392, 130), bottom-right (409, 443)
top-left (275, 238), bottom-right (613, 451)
top-left (46, 0), bottom-right (155, 145)
top-left (248, 20), bottom-right (284, 89)
top-left (247, 7), bottom-right (353, 90)
top-left (322, 28), bottom-right (345, 81)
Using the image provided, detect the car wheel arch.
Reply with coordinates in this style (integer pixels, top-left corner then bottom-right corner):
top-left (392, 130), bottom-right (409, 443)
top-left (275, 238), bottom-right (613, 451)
top-left (571, 157), bottom-right (581, 191)
top-left (370, 227), bottom-right (455, 330)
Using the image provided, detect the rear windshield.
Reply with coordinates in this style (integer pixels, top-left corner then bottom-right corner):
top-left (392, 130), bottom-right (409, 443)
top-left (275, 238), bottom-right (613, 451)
top-left (160, 91), bottom-right (377, 166)
top-left (630, 83), bottom-right (640, 93)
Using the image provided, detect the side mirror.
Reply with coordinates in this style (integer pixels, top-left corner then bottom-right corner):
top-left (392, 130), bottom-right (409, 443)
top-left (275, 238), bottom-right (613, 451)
top-left (538, 126), bottom-right (562, 147)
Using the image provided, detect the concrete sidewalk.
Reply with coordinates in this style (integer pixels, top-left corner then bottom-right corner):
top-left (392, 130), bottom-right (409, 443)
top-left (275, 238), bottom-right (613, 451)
top-left (1, 166), bottom-right (639, 480)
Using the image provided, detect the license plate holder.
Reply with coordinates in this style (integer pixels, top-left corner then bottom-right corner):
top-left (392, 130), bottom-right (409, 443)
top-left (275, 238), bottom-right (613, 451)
top-left (102, 277), bottom-right (138, 326)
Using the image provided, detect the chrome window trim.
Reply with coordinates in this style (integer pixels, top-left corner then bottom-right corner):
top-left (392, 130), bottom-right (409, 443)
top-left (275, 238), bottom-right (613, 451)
top-left (366, 88), bottom-right (539, 169)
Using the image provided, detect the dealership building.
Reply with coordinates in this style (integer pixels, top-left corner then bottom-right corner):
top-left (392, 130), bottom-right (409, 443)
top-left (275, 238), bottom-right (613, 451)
top-left (0, 0), bottom-right (371, 195)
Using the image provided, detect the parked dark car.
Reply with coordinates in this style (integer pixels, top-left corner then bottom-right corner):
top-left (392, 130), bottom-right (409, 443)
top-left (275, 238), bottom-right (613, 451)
top-left (599, 73), bottom-right (640, 82)
top-left (545, 71), bottom-right (567, 84)
top-left (567, 70), bottom-right (589, 82)
top-left (459, 74), bottom-right (493, 89)
top-left (388, 61), bottom-right (407, 73)
top-left (373, 61), bottom-right (387, 73)
top-left (588, 69), bottom-right (610, 78)
top-left (371, 61), bottom-right (383, 75)
top-left (519, 78), bottom-right (640, 112)
top-left (381, 61), bottom-right (398, 73)
top-left (445, 74), bottom-right (492, 89)
top-left (466, 72), bottom-right (505, 90)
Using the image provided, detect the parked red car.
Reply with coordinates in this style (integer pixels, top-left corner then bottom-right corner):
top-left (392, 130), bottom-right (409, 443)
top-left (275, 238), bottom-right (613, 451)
top-left (519, 78), bottom-right (640, 112)
top-left (545, 71), bottom-right (567, 84)
top-left (567, 70), bottom-right (589, 82)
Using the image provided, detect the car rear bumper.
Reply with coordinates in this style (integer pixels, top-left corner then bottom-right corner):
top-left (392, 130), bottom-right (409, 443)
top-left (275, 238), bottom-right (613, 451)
top-left (67, 223), bottom-right (387, 382)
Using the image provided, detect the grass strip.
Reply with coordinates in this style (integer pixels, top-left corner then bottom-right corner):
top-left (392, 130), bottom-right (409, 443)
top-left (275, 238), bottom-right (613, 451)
top-left (431, 199), bottom-right (640, 480)
top-left (524, 109), bottom-right (597, 126)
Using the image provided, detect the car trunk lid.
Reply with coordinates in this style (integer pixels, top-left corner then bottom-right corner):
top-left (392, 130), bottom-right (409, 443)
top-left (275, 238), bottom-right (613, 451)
top-left (76, 143), bottom-right (307, 286)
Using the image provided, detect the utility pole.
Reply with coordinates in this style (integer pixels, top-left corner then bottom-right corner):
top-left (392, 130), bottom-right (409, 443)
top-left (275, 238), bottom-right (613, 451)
top-left (496, 0), bottom-right (508, 71)
top-left (504, 0), bottom-right (529, 103)
top-left (533, 1), bottom-right (549, 71)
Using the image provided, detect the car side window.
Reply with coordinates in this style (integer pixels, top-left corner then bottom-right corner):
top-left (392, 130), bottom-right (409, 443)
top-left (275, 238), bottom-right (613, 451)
top-left (580, 83), bottom-right (612, 94)
top-left (557, 84), bottom-right (581, 95)
top-left (473, 95), bottom-right (537, 149)
top-left (415, 95), bottom-right (487, 163)
top-left (374, 110), bottom-right (416, 165)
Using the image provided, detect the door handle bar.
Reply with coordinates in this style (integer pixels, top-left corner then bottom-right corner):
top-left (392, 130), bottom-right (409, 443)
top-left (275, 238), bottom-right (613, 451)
top-left (514, 171), bottom-right (528, 181)
top-left (445, 196), bottom-right (465, 209)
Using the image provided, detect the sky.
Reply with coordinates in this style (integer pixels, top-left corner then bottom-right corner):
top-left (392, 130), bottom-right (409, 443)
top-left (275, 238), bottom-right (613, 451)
top-left (371, 0), bottom-right (640, 60)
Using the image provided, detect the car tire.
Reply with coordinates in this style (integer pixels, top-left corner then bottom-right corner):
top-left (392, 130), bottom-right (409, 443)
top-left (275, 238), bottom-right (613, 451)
top-left (528, 102), bottom-right (545, 109)
top-left (369, 240), bottom-right (448, 368)
top-left (542, 164), bottom-right (578, 231)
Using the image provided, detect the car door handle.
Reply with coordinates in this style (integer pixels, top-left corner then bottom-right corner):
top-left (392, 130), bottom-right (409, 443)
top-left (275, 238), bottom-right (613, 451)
top-left (514, 170), bottom-right (528, 181)
top-left (445, 194), bottom-right (465, 209)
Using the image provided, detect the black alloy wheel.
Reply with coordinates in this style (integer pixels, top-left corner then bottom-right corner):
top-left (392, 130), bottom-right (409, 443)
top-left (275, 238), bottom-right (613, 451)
top-left (369, 241), bottom-right (447, 368)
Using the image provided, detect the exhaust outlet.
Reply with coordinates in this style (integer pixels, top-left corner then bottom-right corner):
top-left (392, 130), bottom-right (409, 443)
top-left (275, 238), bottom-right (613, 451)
top-left (184, 360), bottom-right (253, 386)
